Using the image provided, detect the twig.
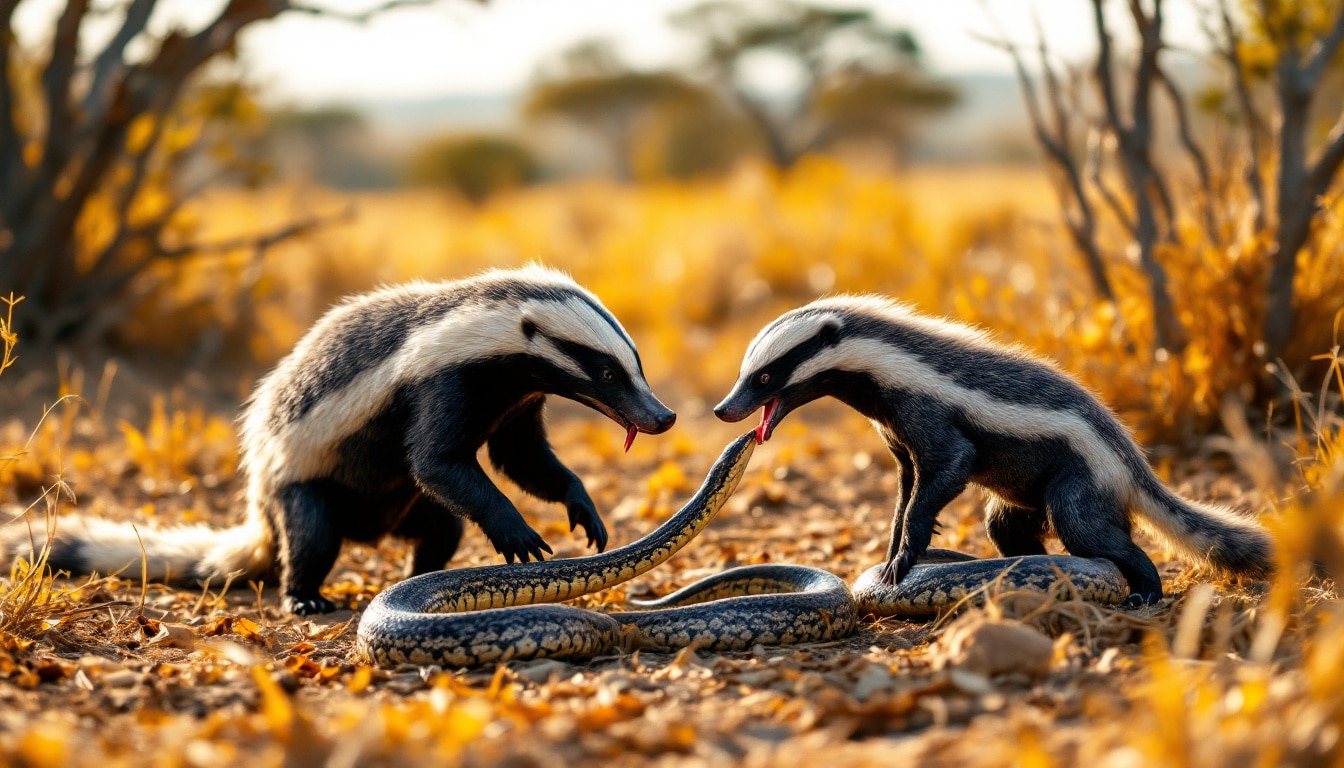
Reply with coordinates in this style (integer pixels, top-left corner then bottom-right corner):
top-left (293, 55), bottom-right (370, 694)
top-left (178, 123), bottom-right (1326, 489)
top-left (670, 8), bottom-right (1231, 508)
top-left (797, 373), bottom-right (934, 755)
top-left (132, 524), bottom-right (148, 616)
top-left (287, 0), bottom-right (445, 24)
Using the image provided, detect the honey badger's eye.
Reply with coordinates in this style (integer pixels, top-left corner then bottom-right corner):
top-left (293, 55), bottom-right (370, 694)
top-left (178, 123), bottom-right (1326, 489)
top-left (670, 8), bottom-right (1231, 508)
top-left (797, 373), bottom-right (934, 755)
top-left (602, 368), bottom-right (615, 382)
top-left (758, 372), bottom-right (771, 385)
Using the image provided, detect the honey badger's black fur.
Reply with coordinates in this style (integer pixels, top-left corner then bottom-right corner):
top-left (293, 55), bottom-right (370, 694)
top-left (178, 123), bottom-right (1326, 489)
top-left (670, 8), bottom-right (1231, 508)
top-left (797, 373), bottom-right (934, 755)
top-left (716, 296), bottom-right (1274, 605)
top-left (3, 267), bottom-right (675, 615)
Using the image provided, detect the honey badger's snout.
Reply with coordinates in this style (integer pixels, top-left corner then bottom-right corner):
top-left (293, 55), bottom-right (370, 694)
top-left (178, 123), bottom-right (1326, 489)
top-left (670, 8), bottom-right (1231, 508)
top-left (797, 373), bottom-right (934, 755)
top-left (644, 404), bottom-right (677, 433)
top-left (712, 390), bottom-right (758, 423)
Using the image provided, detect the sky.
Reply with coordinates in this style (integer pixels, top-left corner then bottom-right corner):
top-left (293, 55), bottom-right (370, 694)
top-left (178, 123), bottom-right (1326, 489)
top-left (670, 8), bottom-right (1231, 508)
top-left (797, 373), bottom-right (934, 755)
top-left (13, 0), bottom-right (1212, 105)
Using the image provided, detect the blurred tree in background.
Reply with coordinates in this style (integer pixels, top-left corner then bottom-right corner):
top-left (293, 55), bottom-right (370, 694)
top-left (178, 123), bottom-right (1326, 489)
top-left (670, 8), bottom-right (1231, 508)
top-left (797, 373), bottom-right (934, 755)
top-left (265, 105), bottom-right (398, 189)
top-left (406, 133), bottom-right (536, 203)
top-left (522, 40), bottom-right (713, 182)
top-left (670, 0), bottom-right (959, 168)
top-left (0, 0), bottom-right (444, 346)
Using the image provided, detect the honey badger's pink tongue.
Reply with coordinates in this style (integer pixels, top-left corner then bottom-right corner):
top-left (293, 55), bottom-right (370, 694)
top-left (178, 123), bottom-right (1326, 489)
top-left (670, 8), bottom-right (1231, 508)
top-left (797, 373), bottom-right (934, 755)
top-left (755, 399), bottom-right (779, 444)
top-left (624, 425), bottom-right (638, 453)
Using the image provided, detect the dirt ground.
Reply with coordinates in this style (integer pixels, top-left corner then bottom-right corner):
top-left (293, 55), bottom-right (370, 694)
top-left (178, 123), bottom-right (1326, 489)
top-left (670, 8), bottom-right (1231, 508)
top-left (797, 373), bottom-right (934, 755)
top-left (0, 381), bottom-right (1327, 767)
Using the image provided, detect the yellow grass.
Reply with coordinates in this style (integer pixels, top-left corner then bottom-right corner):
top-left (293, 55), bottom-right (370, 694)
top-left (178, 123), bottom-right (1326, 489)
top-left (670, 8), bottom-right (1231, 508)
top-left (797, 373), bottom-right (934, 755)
top-left (131, 160), bottom-right (1343, 445)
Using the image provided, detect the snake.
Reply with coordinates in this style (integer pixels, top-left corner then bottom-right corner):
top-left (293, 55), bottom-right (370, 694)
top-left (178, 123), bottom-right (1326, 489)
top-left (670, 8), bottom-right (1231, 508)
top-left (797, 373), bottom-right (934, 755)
top-left (356, 433), bottom-right (1128, 668)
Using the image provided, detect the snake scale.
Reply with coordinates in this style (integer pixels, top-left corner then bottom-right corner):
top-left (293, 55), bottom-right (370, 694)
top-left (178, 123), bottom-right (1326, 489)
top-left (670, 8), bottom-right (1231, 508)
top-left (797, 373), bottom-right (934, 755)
top-left (356, 433), bottom-right (1128, 668)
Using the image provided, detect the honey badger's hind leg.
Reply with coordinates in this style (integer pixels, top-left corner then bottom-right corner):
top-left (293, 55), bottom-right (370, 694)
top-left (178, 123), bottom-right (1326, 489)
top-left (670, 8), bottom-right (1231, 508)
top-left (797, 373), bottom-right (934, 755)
top-left (273, 483), bottom-right (343, 615)
top-left (984, 497), bottom-right (1049, 557)
top-left (1046, 470), bottom-right (1163, 606)
top-left (392, 496), bottom-right (465, 577)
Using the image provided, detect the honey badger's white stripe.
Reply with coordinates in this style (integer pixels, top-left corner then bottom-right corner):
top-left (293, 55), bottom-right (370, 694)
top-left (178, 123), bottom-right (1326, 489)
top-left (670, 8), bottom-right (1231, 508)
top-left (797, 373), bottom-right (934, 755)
top-left (742, 296), bottom-right (992, 377)
top-left (788, 336), bottom-right (1132, 492)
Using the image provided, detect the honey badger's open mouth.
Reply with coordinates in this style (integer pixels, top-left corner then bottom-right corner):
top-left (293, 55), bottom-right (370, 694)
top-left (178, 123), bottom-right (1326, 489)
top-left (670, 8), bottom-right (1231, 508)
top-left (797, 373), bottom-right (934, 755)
top-left (755, 398), bottom-right (780, 444)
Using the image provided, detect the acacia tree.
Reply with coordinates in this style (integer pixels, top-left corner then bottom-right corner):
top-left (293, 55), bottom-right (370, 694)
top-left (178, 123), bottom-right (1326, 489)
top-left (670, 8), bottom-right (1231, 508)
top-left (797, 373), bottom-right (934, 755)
top-left (985, 0), bottom-right (1344, 360)
top-left (670, 1), bottom-right (957, 168)
top-left (0, 0), bottom-right (447, 345)
top-left (522, 39), bottom-right (711, 182)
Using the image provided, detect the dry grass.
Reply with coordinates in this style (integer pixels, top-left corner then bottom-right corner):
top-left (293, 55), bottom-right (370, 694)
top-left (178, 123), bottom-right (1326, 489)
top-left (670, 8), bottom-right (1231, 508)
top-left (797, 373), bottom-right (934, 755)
top-left (1, 165), bottom-right (1343, 765)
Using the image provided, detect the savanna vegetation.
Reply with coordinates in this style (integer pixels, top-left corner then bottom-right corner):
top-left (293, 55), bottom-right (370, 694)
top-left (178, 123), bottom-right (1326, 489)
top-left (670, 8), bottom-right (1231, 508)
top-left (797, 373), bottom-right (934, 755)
top-left (2, 0), bottom-right (1344, 765)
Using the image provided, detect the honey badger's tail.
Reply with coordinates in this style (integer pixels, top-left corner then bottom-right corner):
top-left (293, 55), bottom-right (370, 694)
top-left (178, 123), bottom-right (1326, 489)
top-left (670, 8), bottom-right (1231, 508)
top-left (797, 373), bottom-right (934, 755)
top-left (1131, 473), bottom-right (1275, 579)
top-left (0, 513), bottom-right (274, 584)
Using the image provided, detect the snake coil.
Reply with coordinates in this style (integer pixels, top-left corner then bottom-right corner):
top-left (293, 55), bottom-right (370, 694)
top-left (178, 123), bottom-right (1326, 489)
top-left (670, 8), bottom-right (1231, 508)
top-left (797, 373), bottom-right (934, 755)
top-left (357, 433), bottom-right (1127, 668)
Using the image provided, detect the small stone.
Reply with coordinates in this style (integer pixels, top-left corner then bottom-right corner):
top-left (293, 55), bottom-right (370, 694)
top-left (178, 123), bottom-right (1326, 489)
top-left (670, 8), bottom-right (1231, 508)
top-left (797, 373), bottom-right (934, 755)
top-left (850, 664), bottom-right (894, 701)
top-left (937, 618), bottom-right (1055, 680)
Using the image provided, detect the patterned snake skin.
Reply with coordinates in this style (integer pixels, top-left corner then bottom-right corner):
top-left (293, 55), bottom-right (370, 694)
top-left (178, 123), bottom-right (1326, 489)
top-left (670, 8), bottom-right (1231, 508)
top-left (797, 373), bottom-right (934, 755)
top-left (357, 433), bottom-right (1126, 668)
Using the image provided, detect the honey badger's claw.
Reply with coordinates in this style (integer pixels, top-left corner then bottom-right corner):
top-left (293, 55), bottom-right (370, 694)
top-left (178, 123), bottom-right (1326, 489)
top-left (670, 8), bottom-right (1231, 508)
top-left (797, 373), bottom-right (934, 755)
top-left (284, 595), bottom-right (337, 615)
top-left (487, 521), bottom-right (552, 564)
top-left (878, 552), bottom-right (914, 586)
top-left (567, 493), bottom-right (608, 552)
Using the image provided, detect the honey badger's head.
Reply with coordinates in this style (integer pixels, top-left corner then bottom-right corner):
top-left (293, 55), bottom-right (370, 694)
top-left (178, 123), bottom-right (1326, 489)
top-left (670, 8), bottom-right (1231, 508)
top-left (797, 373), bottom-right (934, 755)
top-left (517, 285), bottom-right (674, 451)
top-left (714, 304), bottom-right (851, 443)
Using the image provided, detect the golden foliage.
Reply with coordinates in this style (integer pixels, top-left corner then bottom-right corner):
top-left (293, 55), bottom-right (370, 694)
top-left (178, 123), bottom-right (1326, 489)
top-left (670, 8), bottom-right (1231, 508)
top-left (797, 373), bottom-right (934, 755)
top-left (140, 160), bottom-right (1344, 445)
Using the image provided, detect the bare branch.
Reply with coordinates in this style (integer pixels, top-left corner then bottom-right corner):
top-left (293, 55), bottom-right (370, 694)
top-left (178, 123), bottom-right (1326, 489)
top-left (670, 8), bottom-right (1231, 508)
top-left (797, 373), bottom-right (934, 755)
top-left (81, 0), bottom-right (160, 138)
top-left (157, 206), bottom-right (357, 260)
top-left (1090, 0), bottom-right (1123, 131)
top-left (81, 116), bottom-right (174, 282)
top-left (1216, 0), bottom-right (1267, 230)
top-left (1086, 127), bottom-right (1137, 236)
top-left (58, 205), bottom-right (355, 341)
top-left (1302, 3), bottom-right (1344, 89)
top-left (22, 0), bottom-right (91, 219)
top-left (286, 0), bottom-right (444, 24)
top-left (731, 85), bottom-right (794, 167)
top-left (1155, 64), bottom-right (1217, 241)
top-left (972, 9), bottom-right (1116, 302)
top-left (0, 1), bottom-right (21, 216)
top-left (1305, 115), bottom-right (1344, 206)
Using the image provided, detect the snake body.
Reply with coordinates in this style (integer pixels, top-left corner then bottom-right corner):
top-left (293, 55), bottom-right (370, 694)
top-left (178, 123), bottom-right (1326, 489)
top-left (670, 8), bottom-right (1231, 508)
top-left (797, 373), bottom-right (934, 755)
top-left (357, 433), bottom-right (1127, 668)
top-left (852, 549), bottom-right (1128, 618)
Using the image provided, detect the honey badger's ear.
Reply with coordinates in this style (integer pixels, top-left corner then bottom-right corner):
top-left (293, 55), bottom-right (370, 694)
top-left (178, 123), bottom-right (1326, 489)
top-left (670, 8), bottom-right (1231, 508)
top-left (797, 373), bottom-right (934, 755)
top-left (818, 317), bottom-right (842, 346)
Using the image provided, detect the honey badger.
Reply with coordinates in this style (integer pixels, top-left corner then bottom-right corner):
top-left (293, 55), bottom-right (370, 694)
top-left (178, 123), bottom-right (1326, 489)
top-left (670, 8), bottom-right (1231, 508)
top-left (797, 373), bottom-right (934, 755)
top-left (714, 296), bottom-right (1273, 605)
top-left (5, 267), bottom-right (675, 614)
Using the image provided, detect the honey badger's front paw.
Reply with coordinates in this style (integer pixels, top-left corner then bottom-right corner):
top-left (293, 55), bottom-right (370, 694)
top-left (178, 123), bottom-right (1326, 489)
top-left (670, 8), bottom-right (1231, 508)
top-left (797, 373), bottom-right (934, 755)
top-left (565, 490), bottom-right (608, 552)
top-left (482, 518), bottom-right (553, 564)
top-left (283, 594), bottom-right (337, 615)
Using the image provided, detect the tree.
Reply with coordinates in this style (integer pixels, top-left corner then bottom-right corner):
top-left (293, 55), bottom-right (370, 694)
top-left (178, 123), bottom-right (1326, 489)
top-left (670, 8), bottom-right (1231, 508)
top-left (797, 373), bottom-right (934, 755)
top-left (0, 0), bottom-right (448, 345)
top-left (670, 1), bottom-right (958, 168)
top-left (521, 39), bottom-right (711, 182)
top-left (984, 0), bottom-right (1344, 360)
top-left (1236, 1), bottom-right (1344, 361)
top-left (407, 133), bottom-right (537, 203)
